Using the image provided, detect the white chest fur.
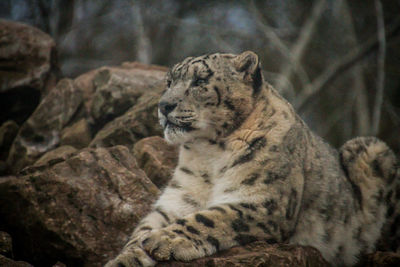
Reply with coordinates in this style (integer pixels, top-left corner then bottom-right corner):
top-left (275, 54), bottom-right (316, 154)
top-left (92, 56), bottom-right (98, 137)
top-left (155, 139), bottom-right (235, 217)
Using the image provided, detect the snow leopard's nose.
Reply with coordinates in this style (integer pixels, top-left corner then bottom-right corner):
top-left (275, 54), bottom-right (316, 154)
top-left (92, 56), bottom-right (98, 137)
top-left (159, 101), bottom-right (177, 116)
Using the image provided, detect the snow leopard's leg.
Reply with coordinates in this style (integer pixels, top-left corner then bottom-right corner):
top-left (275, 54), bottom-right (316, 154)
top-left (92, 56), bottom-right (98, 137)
top-left (105, 209), bottom-right (176, 267)
top-left (106, 175), bottom-right (206, 267)
top-left (138, 199), bottom-right (297, 262)
top-left (340, 136), bottom-right (400, 252)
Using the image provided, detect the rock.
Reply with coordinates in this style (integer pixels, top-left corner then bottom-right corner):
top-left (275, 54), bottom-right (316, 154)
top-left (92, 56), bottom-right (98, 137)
top-left (0, 255), bottom-right (33, 267)
top-left (0, 161), bottom-right (7, 175)
top-left (32, 145), bottom-right (77, 168)
top-left (74, 62), bottom-right (167, 119)
top-left (0, 19), bottom-right (59, 124)
top-left (120, 61), bottom-right (169, 72)
top-left (361, 251), bottom-right (400, 267)
top-left (0, 146), bottom-right (159, 266)
top-left (0, 231), bottom-right (12, 258)
top-left (89, 63), bottom-right (166, 127)
top-left (60, 119), bottom-right (92, 149)
top-left (0, 120), bottom-right (19, 160)
top-left (133, 136), bottom-right (178, 188)
top-left (0, 231), bottom-right (31, 266)
top-left (0, 19), bottom-right (58, 94)
top-left (0, 86), bottom-right (41, 127)
top-left (71, 62), bottom-right (167, 141)
top-left (6, 78), bottom-right (83, 173)
top-left (73, 68), bottom-right (99, 116)
top-left (90, 92), bottom-right (163, 148)
top-left (0, 232), bottom-right (32, 266)
top-left (52, 261), bottom-right (67, 267)
top-left (4, 61), bottom-right (167, 174)
top-left (159, 242), bottom-right (328, 267)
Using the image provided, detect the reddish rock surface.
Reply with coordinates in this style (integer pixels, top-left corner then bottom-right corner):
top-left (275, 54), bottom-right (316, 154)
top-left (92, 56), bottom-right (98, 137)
top-left (0, 20), bottom-right (59, 127)
top-left (159, 242), bottom-right (329, 267)
top-left (0, 19), bottom-right (59, 95)
top-left (73, 62), bottom-right (167, 119)
top-left (32, 145), bottom-right (77, 167)
top-left (89, 63), bottom-right (166, 127)
top-left (0, 146), bottom-right (159, 266)
top-left (90, 92), bottom-right (163, 148)
top-left (133, 136), bottom-right (178, 188)
top-left (3, 61), bottom-right (168, 175)
top-left (6, 79), bottom-right (83, 173)
top-left (60, 118), bottom-right (92, 149)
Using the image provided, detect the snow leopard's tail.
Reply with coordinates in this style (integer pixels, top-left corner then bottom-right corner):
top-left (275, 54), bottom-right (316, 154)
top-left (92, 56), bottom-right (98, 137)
top-left (339, 136), bottom-right (400, 252)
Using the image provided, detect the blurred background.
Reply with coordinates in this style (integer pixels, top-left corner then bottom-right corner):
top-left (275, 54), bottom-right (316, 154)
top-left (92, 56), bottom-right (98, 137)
top-left (1, 0), bottom-right (399, 154)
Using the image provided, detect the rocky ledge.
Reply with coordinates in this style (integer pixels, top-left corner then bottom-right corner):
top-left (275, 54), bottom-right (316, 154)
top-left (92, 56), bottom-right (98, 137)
top-left (0, 19), bottom-right (399, 267)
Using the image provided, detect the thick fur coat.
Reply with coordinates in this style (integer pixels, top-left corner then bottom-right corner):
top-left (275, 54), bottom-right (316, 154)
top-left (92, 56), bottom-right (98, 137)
top-left (106, 51), bottom-right (400, 267)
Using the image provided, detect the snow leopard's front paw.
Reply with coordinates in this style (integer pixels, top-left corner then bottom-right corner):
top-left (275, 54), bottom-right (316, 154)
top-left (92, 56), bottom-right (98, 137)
top-left (141, 229), bottom-right (203, 262)
top-left (105, 246), bottom-right (156, 267)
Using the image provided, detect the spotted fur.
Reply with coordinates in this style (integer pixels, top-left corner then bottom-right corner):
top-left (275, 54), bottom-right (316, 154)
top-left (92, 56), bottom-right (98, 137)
top-left (105, 51), bottom-right (400, 267)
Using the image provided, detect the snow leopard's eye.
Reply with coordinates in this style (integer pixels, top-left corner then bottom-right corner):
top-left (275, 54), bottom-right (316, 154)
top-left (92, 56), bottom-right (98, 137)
top-left (192, 76), bottom-right (207, 87)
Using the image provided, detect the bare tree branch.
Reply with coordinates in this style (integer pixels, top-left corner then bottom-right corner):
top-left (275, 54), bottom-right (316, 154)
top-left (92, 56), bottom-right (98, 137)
top-left (371, 0), bottom-right (386, 135)
top-left (295, 16), bottom-right (400, 111)
top-left (149, 10), bottom-right (253, 40)
top-left (320, 90), bottom-right (356, 137)
top-left (354, 74), bottom-right (371, 135)
top-left (133, 0), bottom-right (152, 64)
top-left (197, 13), bottom-right (236, 53)
top-left (248, 1), bottom-right (310, 90)
top-left (342, 0), bottom-right (371, 136)
top-left (384, 100), bottom-right (400, 127)
top-left (275, 0), bottom-right (327, 92)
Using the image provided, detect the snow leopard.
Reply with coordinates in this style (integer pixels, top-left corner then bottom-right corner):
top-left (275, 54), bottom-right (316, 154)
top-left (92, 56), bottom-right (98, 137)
top-left (105, 51), bottom-right (400, 267)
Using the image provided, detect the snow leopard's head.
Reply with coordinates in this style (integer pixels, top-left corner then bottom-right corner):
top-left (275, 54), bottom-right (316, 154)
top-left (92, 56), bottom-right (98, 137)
top-left (159, 51), bottom-right (263, 145)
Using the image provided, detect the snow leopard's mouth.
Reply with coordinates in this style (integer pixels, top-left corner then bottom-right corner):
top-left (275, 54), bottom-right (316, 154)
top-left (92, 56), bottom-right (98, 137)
top-left (164, 119), bottom-right (196, 132)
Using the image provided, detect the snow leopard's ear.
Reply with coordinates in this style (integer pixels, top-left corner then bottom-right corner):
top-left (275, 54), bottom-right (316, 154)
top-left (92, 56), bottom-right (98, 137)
top-left (234, 51), bottom-right (262, 93)
top-left (234, 51), bottom-right (259, 73)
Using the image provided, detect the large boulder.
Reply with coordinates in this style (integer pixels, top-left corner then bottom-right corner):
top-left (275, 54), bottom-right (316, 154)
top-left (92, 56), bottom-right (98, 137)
top-left (0, 146), bottom-right (159, 266)
top-left (0, 120), bottom-right (19, 160)
top-left (133, 136), bottom-right (178, 188)
top-left (0, 255), bottom-right (33, 267)
top-left (0, 231), bottom-right (33, 266)
top-left (0, 231), bottom-right (12, 258)
top-left (70, 62), bottom-right (166, 129)
top-left (0, 19), bottom-right (59, 124)
top-left (361, 251), bottom-right (400, 267)
top-left (0, 120), bottom-right (19, 174)
top-left (60, 118), bottom-right (92, 149)
top-left (159, 242), bottom-right (329, 267)
top-left (4, 61), bottom-right (168, 174)
top-left (90, 92), bottom-right (163, 148)
top-left (32, 145), bottom-right (77, 167)
top-left (0, 19), bottom-right (58, 94)
top-left (6, 78), bottom-right (83, 173)
top-left (89, 63), bottom-right (167, 128)
top-left (72, 62), bottom-right (166, 118)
